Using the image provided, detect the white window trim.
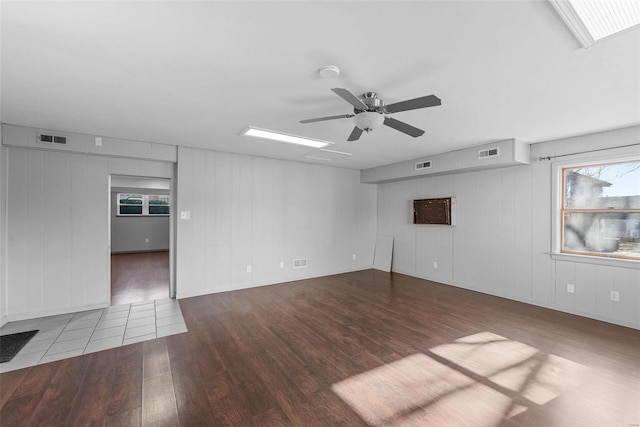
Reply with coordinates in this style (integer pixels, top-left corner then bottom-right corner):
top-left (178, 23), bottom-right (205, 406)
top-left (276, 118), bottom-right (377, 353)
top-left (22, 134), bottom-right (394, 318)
top-left (117, 193), bottom-right (170, 217)
top-left (551, 154), bottom-right (640, 269)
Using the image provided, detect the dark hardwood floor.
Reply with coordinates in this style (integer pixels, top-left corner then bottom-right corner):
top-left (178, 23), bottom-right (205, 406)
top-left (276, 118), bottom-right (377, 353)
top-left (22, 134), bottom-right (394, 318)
top-left (111, 251), bottom-right (170, 306)
top-left (2, 270), bottom-right (639, 426)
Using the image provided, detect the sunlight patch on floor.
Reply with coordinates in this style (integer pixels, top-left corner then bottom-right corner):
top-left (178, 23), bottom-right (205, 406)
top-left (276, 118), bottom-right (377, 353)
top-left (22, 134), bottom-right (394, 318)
top-left (332, 332), bottom-right (588, 426)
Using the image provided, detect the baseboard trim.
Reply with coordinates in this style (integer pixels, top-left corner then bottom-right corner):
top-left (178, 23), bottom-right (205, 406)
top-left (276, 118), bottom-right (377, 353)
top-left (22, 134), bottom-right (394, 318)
top-left (111, 249), bottom-right (169, 254)
top-left (394, 270), bottom-right (640, 331)
top-left (176, 266), bottom-right (374, 300)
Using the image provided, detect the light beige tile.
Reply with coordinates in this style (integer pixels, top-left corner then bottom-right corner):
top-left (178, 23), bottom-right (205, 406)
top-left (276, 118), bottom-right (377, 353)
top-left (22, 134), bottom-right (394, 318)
top-left (57, 327), bottom-right (95, 342)
top-left (155, 308), bottom-right (182, 319)
top-left (100, 310), bottom-right (130, 321)
top-left (95, 317), bottom-right (128, 330)
top-left (104, 304), bottom-right (130, 313)
top-left (124, 323), bottom-right (156, 340)
top-left (90, 325), bottom-right (125, 341)
top-left (71, 309), bottom-right (104, 321)
top-left (64, 318), bottom-right (100, 331)
top-left (127, 316), bottom-right (156, 329)
top-left (39, 349), bottom-right (84, 365)
top-left (128, 310), bottom-right (155, 320)
top-left (31, 327), bottom-right (65, 342)
top-left (20, 338), bottom-right (56, 355)
top-left (46, 336), bottom-right (89, 355)
top-left (130, 302), bottom-right (154, 312)
top-left (84, 336), bottom-right (124, 354)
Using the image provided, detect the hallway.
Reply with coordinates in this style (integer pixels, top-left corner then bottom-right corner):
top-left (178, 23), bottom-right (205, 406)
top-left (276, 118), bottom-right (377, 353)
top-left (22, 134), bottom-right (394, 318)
top-left (111, 251), bottom-right (169, 306)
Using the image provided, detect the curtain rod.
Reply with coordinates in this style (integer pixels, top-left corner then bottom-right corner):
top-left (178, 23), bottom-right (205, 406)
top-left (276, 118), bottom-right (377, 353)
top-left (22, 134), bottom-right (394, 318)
top-left (538, 142), bottom-right (640, 161)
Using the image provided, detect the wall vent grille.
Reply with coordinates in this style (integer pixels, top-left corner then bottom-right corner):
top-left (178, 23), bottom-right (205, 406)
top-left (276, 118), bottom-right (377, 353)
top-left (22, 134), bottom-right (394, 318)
top-left (38, 133), bottom-right (67, 144)
top-left (293, 258), bottom-right (308, 269)
top-left (415, 160), bottom-right (432, 170)
top-left (478, 147), bottom-right (499, 159)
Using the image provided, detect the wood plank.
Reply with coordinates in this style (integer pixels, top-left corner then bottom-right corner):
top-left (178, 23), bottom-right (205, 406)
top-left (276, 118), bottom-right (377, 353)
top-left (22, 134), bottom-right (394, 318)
top-left (65, 351), bottom-right (116, 426)
top-left (105, 344), bottom-right (143, 421)
top-left (0, 368), bottom-right (28, 407)
top-left (142, 371), bottom-right (178, 426)
top-left (1, 270), bottom-right (639, 426)
top-left (29, 356), bottom-right (91, 426)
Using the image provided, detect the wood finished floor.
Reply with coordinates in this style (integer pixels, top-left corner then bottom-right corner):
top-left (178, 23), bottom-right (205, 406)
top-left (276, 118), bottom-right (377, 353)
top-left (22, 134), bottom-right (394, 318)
top-left (1, 270), bottom-right (639, 426)
top-left (111, 252), bottom-right (170, 306)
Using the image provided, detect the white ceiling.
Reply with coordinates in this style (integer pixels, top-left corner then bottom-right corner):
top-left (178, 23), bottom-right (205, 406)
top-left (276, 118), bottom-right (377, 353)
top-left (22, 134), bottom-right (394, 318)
top-left (1, 1), bottom-right (639, 170)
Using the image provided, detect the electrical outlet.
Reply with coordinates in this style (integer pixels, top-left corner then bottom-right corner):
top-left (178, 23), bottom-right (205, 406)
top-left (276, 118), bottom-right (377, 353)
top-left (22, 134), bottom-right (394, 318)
top-left (433, 261), bottom-right (438, 269)
top-left (180, 211), bottom-right (191, 220)
top-left (567, 283), bottom-right (574, 293)
top-left (352, 254), bottom-right (356, 261)
top-left (610, 291), bottom-right (620, 302)
top-left (145, 238), bottom-right (149, 243)
top-left (246, 265), bottom-right (252, 273)
top-left (279, 261), bottom-right (284, 269)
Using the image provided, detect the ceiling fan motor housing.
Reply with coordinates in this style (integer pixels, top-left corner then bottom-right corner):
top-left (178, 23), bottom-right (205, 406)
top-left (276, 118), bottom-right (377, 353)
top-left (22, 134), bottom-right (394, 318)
top-left (358, 92), bottom-right (385, 112)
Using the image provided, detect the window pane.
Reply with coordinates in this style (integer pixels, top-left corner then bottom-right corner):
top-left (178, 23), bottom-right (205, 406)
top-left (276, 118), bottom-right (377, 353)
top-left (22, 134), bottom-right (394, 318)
top-left (118, 194), bottom-right (143, 205)
top-left (149, 205), bottom-right (169, 215)
top-left (564, 161), bottom-right (640, 209)
top-left (148, 195), bottom-right (169, 205)
top-left (120, 205), bottom-right (143, 215)
top-left (563, 212), bottom-right (640, 258)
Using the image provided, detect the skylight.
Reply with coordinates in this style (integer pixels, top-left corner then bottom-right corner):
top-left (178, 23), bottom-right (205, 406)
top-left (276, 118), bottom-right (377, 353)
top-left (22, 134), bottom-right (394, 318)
top-left (549, 0), bottom-right (640, 48)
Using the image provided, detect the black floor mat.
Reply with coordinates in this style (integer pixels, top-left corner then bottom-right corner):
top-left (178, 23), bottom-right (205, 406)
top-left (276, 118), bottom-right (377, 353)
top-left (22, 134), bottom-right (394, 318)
top-left (0, 330), bottom-right (39, 363)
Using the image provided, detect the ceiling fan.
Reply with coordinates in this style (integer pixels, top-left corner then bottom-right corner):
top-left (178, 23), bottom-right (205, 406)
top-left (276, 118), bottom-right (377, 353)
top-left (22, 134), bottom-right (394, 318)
top-left (300, 88), bottom-right (441, 141)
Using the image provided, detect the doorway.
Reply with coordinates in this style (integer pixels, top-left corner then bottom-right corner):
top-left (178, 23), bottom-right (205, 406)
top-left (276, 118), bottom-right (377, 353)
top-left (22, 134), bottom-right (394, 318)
top-left (109, 175), bottom-right (173, 306)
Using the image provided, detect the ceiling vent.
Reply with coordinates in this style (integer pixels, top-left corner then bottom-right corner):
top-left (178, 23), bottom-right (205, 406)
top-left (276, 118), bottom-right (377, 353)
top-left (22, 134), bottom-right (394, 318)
top-left (478, 147), bottom-right (499, 159)
top-left (293, 258), bottom-right (308, 269)
top-left (415, 160), bottom-right (432, 170)
top-left (38, 133), bottom-right (67, 145)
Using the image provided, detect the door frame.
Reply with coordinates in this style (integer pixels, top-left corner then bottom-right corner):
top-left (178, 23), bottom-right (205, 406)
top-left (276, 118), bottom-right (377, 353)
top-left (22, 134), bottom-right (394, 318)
top-left (108, 173), bottom-right (176, 303)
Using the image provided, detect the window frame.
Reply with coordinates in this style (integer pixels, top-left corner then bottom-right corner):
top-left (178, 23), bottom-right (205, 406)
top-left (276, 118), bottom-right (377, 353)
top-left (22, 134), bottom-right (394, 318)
top-left (117, 193), bottom-right (170, 217)
top-left (551, 156), bottom-right (640, 267)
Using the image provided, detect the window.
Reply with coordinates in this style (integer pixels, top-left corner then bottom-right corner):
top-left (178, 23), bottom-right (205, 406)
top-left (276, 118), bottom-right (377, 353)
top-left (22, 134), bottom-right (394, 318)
top-left (117, 193), bottom-right (170, 216)
top-left (148, 195), bottom-right (170, 215)
top-left (561, 160), bottom-right (640, 260)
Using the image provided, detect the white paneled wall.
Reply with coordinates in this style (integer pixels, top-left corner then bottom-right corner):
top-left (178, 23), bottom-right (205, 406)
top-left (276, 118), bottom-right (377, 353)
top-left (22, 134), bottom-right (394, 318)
top-left (3, 145), bottom-right (173, 321)
top-left (176, 147), bottom-right (377, 298)
top-left (377, 126), bottom-right (640, 329)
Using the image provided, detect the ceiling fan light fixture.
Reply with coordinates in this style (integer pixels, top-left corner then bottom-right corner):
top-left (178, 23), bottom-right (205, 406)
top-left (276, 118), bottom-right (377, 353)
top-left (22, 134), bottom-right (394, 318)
top-left (353, 111), bottom-right (385, 132)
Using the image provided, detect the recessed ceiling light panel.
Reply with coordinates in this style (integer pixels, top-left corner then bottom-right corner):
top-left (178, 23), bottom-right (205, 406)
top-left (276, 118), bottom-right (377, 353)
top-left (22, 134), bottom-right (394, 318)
top-left (240, 126), bottom-right (331, 148)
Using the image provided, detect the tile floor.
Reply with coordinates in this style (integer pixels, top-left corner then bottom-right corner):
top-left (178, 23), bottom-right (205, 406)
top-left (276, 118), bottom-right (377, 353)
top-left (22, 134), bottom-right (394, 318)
top-left (0, 298), bottom-right (187, 373)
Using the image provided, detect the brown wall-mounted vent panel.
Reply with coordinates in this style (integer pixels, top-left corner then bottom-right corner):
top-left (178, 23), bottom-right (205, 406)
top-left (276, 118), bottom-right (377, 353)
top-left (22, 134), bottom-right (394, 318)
top-left (413, 197), bottom-right (453, 225)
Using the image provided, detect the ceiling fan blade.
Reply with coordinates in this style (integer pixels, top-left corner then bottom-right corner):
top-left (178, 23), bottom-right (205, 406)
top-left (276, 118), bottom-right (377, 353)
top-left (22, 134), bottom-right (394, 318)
top-left (347, 127), bottom-right (363, 141)
top-left (384, 95), bottom-right (441, 114)
top-left (383, 117), bottom-right (425, 138)
top-left (300, 114), bottom-right (353, 124)
top-left (331, 88), bottom-right (368, 110)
